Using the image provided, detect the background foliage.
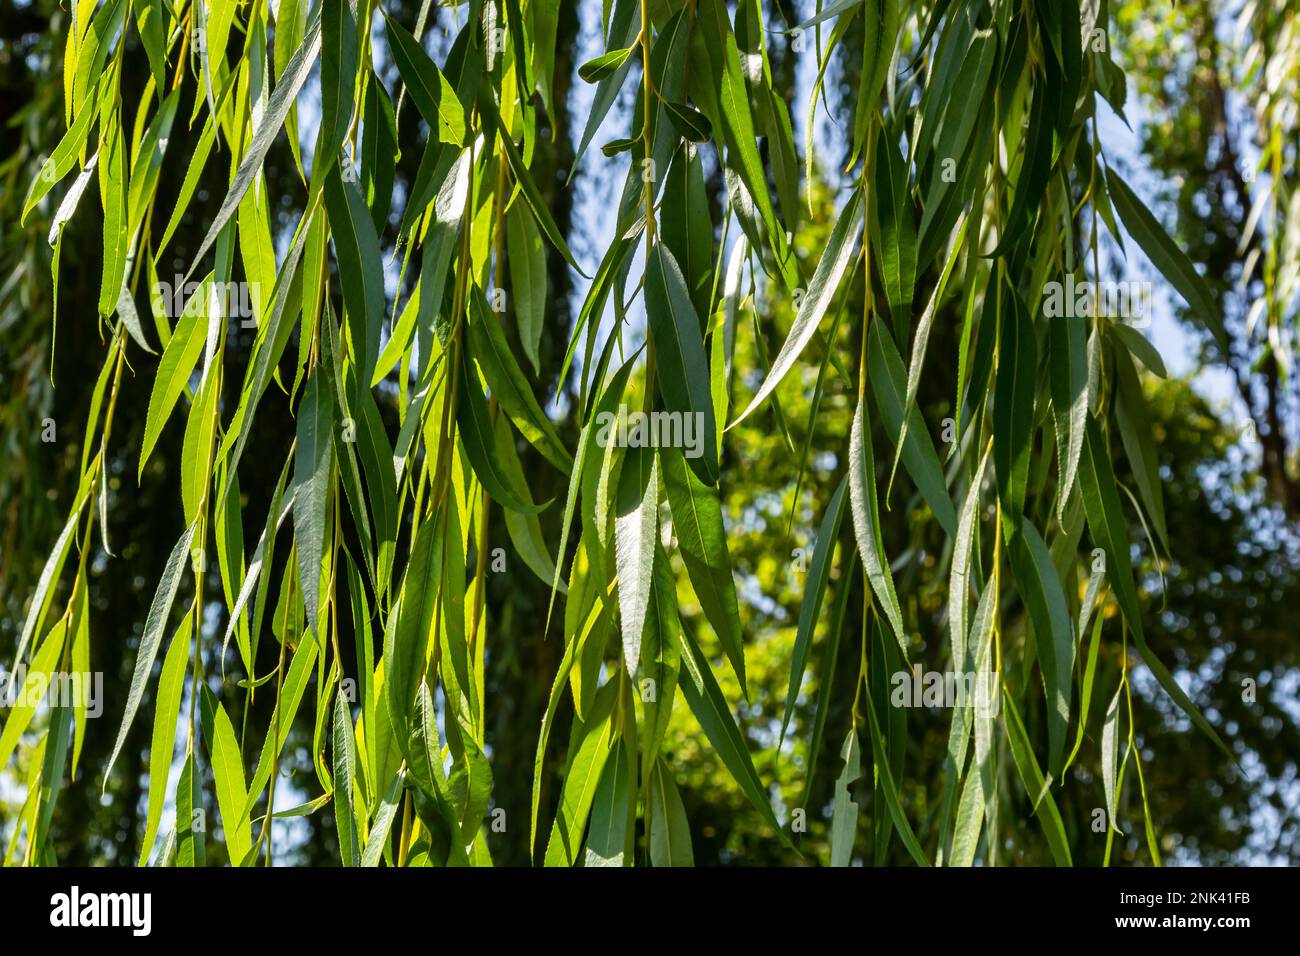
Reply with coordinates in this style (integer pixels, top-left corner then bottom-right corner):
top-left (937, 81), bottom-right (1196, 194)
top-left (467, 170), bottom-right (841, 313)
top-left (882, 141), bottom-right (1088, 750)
top-left (1, 0), bottom-right (1297, 866)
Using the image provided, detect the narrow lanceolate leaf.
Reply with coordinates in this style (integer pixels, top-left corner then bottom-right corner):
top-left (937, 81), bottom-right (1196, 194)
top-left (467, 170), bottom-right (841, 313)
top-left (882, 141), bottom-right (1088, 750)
top-left (1102, 684), bottom-right (1125, 835)
top-left (0, 619), bottom-right (67, 774)
top-left (614, 446), bottom-right (659, 676)
top-left (332, 690), bottom-right (360, 866)
top-left (506, 203), bottom-right (547, 375)
top-left (1106, 169), bottom-right (1226, 351)
top-left (861, 690), bottom-right (930, 866)
top-left (873, 136), bottom-right (918, 329)
top-left (1002, 689), bottom-right (1073, 866)
top-left (323, 168), bottom-right (385, 386)
top-left (105, 522), bottom-right (195, 786)
top-left (466, 290), bottom-right (572, 472)
top-left (993, 286), bottom-right (1037, 538)
top-left (584, 739), bottom-right (634, 867)
top-left (384, 12), bottom-right (466, 145)
top-left (578, 46), bottom-right (635, 83)
top-left (732, 190), bottom-right (863, 428)
top-left (648, 758), bottom-right (694, 866)
top-left (293, 368), bottom-right (334, 634)
top-left (315, 0), bottom-right (358, 180)
top-left (544, 682), bottom-right (616, 866)
top-left (830, 727), bottom-right (863, 867)
top-left (199, 688), bottom-right (252, 865)
top-left (138, 611), bottom-right (192, 867)
top-left (384, 516), bottom-right (440, 750)
top-left (179, 365), bottom-right (220, 527)
top-left (849, 396), bottom-right (907, 658)
top-left (866, 321), bottom-right (958, 535)
top-left (661, 447), bottom-right (746, 694)
top-left (1078, 417), bottom-right (1234, 761)
top-left (949, 448), bottom-right (990, 671)
top-left (644, 244), bottom-right (719, 484)
top-left (780, 475), bottom-right (848, 744)
top-left (361, 770), bottom-right (406, 866)
top-left (1049, 302), bottom-right (1089, 519)
top-left (456, 345), bottom-right (549, 514)
top-left (476, 85), bottom-right (585, 274)
top-left (1113, 348), bottom-right (1169, 551)
top-left (242, 633), bottom-right (321, 819)
top-left (678, 627), bottom-right (793, 850)
top-left (662, 146), bottom-right (714, 327)
top-left (96, 109), bottom-right (128, 318)
top-left (186, 9), bottom-right (323, 278)
top-left (1008, 520), bottom-right (1074, 780)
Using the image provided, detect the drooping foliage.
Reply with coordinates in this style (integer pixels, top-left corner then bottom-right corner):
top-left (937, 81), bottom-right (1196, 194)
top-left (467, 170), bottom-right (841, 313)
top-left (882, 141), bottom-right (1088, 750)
top-left (2, 0), bottom-right (1291, 867)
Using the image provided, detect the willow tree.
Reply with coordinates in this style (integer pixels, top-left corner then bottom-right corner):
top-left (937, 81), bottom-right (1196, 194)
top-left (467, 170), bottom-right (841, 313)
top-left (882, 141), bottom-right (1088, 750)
top-left (3, 0), bottom-right (1265, 867)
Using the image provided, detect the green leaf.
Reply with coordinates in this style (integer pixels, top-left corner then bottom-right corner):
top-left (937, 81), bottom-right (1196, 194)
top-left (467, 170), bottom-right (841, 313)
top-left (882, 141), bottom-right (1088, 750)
top-left (1077, 416), bottom-right (1234, 761)
top-left (662, 145), bottom-right (714, 326)
top-left (544, 681), bottom-right (617, 866)
top-left (105, 522), bottom-right (195, 785)
top-left (293, 368), bottom-right (334, 634)
top-left (1102, 683), bottom-right (1125, 835)
top-left (96, 109), bottom-right (128, 318)
top-left (384, 516), bottom-right (440, 751)
top-left (383, 12), bottom-right (466, 145)
top-left (332, 688), bottom-right (360, 866)
top-left (199, 687), bottom-right (252, 865)
top-left (456, 345), bottom-right (550, 514)
top-left (949, 448), bottom-right (990, 670)
top-left (139, 295), bottom-right (208, 478)
top-left (993, 285), bottom-right (1037, 538)
top-left (186, 9), bottom-right (323, 278)
top-left (614, 446), bottom-right (659, 675)
top-left (849, 395), bottom-right (908, 658)
top-left (466, 289), bottom-right (571, 472)
top-left (476, 83), bottom-right (585, 274)
top-left (663, 100), bottom-right (713, 143)
top-left (644, 243), bottom-right (720, 484)
top-left (570, 0), bottom-right (640, 175)
top-left (578, 46), bottom-right (635, 83)
top-left (872, 135), bottom-right (917, 329)
top-left (830, 726), bottom-right (862, 867)
top-left (1008, 520), bottom-right (1074, 779)
top-left (241, 631), bottom-right (321, 818)
top-left (584, 739), bottom-right (635, 867)
top-left (323, 167), bottom-right (385, 386)
top-left (0, 619), bottom-right (68, 775)
top-left (180, 366), bottom-right (220, 527)
top-left (861, 689), bottom-right (930, 866)
top-left (1001, 688), bottom-right (1073, 866)
top-left (648, 758), bottom-right (694, 866)
top-left (494, 414), bottom-right (565, 590)
top-left (661, 446), bottom-right (746, 695)
top-left (731, 190), bottom-right (863, 428)
top-left (1106, 168), bottom-right (1226, 351)
top-left (678, 626), bottom-right (793, 850)
top-left (866, 321), bottom-right (958, 535)
top-left (780, 475), bottom-right (847, 744)
top-left (1049, 302), bottom-right (1089, 519)
top-left (1113, 347), bottom-right (1169, 552)
top-left (641, 546), bottom-right (683, 761)
top-left (138, 610), bottom-right (192, 866)
top-left (505, 202), bottom-right (547, 375)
